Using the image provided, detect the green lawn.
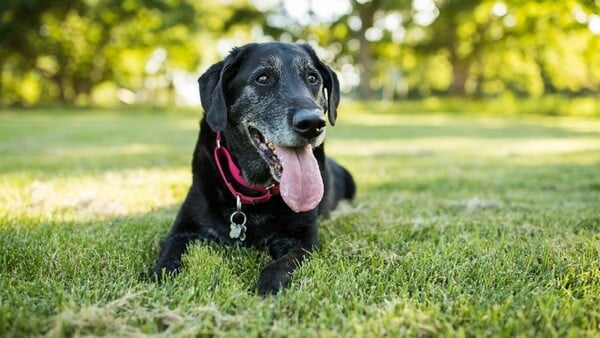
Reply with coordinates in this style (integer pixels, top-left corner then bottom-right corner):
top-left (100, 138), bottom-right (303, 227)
top-left (1, 104), bottom-right (599, 337)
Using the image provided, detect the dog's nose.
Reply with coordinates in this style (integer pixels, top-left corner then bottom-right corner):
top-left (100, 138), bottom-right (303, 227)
top-left (292, 108), bottom-right (326, 139)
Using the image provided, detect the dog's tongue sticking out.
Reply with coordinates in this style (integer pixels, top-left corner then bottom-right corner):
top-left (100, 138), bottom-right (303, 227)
top-left (276, 145), bottom-right (323, 213)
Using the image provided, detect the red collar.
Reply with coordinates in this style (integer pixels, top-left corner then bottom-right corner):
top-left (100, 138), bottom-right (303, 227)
top-left (213, 132), bottom-right (280, 205)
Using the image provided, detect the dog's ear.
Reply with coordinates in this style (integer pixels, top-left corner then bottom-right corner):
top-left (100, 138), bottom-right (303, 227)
top-left (300, 44), bottom-right (341, 126)
top-left (198, 61), bottom-right (226, 131)
top-left (198, 47), bottom-right (245, 132)
top-left (322, 65), bottom-right (340, 126)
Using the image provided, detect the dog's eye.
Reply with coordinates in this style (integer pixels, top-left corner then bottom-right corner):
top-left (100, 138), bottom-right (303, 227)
top-left (307, 73), bottom-right (319, 85)
top-left (255, 74), bottom-right (270, 85)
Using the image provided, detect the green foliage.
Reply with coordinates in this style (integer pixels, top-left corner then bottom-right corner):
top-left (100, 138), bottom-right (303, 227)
top-left (1, 0), bottom-right (599, 106)
top-left (0, 0), bottom-right (254, 106)
top-left (257, 0), bottom-right (600, 100)
top-left (1, 106), bottom-right (599, 336)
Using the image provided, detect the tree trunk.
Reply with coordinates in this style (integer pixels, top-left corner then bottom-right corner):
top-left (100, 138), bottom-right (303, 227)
top-left (357, 31), bottom-right (373, 100)
top-left (447, 22), bottom-right (469, 97)
top-left (0, 63), bottom-right (4, 107)
top-left (56, 75), bottom-right (68, 103)
top-left (450, 60), bottom-right (469, 96)
top-left (473, 56), bottom-right (484, 99)
top-left (354, 0), bottom-right (383, 100)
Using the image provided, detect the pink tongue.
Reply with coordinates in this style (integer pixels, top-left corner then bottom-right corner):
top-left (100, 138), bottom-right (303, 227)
top-left (276, 145), bottom-right (324, 213)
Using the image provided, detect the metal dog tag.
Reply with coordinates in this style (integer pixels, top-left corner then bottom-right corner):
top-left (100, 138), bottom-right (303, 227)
top-left (229, 222), bottom-right (246, 241)
top-left (229, 210), bottom-right (247, 241)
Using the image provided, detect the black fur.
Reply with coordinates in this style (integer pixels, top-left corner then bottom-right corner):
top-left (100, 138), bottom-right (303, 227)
top-left (152, 42), bottom-right (355, 296)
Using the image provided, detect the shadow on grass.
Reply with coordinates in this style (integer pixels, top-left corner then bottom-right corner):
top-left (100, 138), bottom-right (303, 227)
top-left (0, 112), bottom-right (199, 175)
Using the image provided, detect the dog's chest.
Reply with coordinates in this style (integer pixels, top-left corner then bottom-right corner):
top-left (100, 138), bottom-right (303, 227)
top-left (244, 212), bottom-right (279, 236)
top-left (246, 212), bottom-right (271, 226)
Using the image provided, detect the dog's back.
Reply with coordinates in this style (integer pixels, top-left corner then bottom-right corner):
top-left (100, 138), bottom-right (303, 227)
top-left (329, 158), bottom-right (356, 206)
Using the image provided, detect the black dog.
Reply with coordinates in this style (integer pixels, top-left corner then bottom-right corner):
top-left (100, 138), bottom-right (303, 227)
top-left (152, 42), bottom-right (355, 296)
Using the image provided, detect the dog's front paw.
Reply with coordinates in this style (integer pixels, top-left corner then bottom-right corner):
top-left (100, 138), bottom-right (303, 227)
top-left (151, 260), bottom-right (181, 282)
top-left (256, 265), bottom-right (291, 296)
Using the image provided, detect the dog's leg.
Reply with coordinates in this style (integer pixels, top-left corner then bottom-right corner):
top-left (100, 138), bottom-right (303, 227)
top-left (152, 231), bottom-right (200, 279)
top-left (257, 246), bottom-right (311, 296)
top-left (151, 205), bottom-right (205, 280)
top-left (257, 230), bottom-right (316, 296)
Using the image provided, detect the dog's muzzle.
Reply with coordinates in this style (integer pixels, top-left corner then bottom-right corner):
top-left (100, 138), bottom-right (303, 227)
top-left (247, 123), bottom-right (325, 213)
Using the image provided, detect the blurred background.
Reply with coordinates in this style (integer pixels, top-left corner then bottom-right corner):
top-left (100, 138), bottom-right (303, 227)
top-left (1, 0), bottom-right (599, 113)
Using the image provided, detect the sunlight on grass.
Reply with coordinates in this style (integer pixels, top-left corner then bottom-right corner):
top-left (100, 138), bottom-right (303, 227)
top-left (0, 111), bottom-right (197, 225)
top-left (0, 168), bottom-right (189, 224)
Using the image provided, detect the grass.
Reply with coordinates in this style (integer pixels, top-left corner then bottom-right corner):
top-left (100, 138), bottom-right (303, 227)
top-left (1, 102), bottom-right (599, 337)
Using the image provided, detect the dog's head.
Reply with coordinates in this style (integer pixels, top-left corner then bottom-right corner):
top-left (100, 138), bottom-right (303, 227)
top-left (198, 42), bottom-right (340, 212)
top-left (199, 42), bottom-right (339, 132)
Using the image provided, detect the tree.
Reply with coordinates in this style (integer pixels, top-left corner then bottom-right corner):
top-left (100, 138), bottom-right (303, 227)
top-left (352, 0), bottom-right (385, 99)
top-left (34, 0), bottom-right (203, 104)
top-left (411, 0), bottom-right (600, 97)
top-left (0, 0), bottom-right (256, 106)
top-left (0, 0), bottom-right (82, 104)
